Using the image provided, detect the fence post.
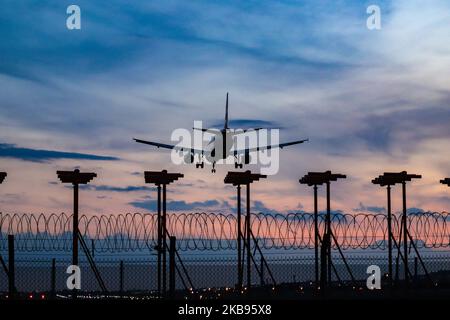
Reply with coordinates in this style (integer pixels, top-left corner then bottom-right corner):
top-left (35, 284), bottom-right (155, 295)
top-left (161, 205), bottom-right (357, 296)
top-left (260, 258), bottom-right (264, 286)
top-left (169, 236), bottom-right (176, 299)
top-left (313, 184), bottom-right (319, 290)
top-left (162, 184), bottom-right (167, 295)
top-left (402, 181), bottom-right (409, 286)
top-left (119, 260), bottom-right (124, 296)
top-left (414, 257), bottom-right (418, 281)
top-left (246, 183), bottom-right (251, 290)
top-left (387, 185), bottom-right (393, 287)
top-left (51, 258), bottom-right (56, 299)
top-left (157, 184), bottom-right (162, 296)
top-left (8, 235), bottom-right (15, 299)
top-left (237, 185), bottom-right (242, 290)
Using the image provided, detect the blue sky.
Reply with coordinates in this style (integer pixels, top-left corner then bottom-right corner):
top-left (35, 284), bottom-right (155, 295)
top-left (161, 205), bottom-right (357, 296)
top-left (1, 0), bottom-right (450, 214)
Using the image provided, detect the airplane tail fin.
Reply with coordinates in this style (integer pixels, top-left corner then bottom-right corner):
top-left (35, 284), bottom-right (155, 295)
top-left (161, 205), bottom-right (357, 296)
top-left (224, 92), bottom-right (229, 130)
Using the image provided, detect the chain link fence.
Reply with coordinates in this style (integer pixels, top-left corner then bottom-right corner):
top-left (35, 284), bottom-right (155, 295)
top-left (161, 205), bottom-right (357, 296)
top-left (1, 251), bottom-right (449, 294)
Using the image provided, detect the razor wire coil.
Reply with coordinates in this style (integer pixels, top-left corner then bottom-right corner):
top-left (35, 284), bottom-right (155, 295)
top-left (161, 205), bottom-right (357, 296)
top-left (0, 212), bottom-right (449, 252)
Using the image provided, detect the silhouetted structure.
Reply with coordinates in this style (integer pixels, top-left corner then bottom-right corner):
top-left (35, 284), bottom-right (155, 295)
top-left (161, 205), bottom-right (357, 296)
top-left (225, 170), bottom-right (276, 290)
top-left (0, 173), bottom-right (10, 297)
top-left (299, 171), bottom-right (354, 292)
top-left (372, 175), bottom-right (396, 287)
top-left (57, 170), bottom-right (96, 267)
top-left (299, 174), bottom-right (322, 289)
top-left (144, 170), bottom-right (183, 296)
top-left (372, 171), bottom-right (430, 286)
top-left (57, 169), bottom-right (101, 297)
top-left (3, 168), bottom-right (450, 299)
top-left (7, 235), bottom-right (15, 299)
top-left (0, 172), bottom-right (6, 184)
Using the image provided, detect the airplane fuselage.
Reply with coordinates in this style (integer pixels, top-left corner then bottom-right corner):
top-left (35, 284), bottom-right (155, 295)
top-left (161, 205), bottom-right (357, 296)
top-left (206, 130), bottom-right (234, 163)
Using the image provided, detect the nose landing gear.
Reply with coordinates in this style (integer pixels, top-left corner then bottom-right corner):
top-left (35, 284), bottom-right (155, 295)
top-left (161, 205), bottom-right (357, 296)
top-left (196, 162), bottom-right (204, 169)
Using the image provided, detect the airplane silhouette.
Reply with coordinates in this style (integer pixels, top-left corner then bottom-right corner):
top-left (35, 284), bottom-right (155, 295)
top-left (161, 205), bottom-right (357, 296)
top-left (133, 93), bottom-right (308, 173)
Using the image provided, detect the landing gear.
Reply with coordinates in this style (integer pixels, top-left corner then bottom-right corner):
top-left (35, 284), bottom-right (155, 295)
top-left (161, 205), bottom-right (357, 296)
top-left (196, 162), bottom-right (204, 169)
top-left (211, 162), bottom-right (216, 173)
top-left (196, 154), bottom-right (205, 169)
top-left (234, 154), bottom-right (243, 169)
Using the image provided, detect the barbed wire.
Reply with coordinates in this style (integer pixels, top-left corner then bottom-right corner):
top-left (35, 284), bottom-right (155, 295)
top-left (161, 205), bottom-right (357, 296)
top-left (0, 212), bottom-right (449, 252)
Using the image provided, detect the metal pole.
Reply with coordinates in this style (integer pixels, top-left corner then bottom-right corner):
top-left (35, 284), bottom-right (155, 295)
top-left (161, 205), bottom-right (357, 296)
top-left (169, 236), bottom-right (176, 298)
top-left (157, 184), bottom-right (161, 296)
top-left (8, 235), bottom-right (15, 299)
top-left (237, 185), bottom-right (242, 290)
top-left (246, 183), bottom-right (251, 289)
top-left (313, 184), bottom-right (319, 289)
top-left (414, 257), bottom-right (418, 281)
top-left (51, 258), bottom-right (56, 299)
top-left (320, 235), bottom-right (327, 292)
top-left (73, 183), bottom-right (79, 267)
top-left (387, 185), bottom-right (393, 287)
top-left (402, 181), bottom-right (408, 284)
top-left (162, 183), bottom-right (167, 295)
top-left (326, 181), bottom-right (332, 285)
top-left (260, 257), bottom-right (264, 286)
top-left (72, 183), bottom-right (79, 299)
top-left (120, 260), bottom-right (124, 296)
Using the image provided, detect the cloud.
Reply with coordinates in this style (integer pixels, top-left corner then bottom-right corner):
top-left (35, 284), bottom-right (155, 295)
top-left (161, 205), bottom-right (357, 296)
top-left (129, 199), bottom-right (223, 211)
top-left (353, 202), bottom-right (386, 214)
top-left (211, 119), bottom-right (280, 129)
top-left (406, 208), bottom-right (425, 215)
top-left (355, 106), bottom-right (450, 153)
top-left (0, 143), bottom-right (119, 162)
top-left (252, 200), bottom-right (281, 215)
top-left (1, 0), bottom-right (450, 215)
top-left (79, 185), bottom-right (155, 192)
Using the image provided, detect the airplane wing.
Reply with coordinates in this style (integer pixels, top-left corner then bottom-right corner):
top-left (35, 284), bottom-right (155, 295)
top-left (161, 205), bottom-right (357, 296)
top-left (234, 139), bottom-right (308, 154)
top-left (192, 127), bottom-right (223, 134)
top-left (133, 138), bottom-right (205, 154)
top-left (232, 128), bottom-right (264, 134)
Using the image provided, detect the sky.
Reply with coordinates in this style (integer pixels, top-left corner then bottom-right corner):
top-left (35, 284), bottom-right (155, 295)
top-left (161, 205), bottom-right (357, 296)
top-left (0, 0), bottom-right (450, 216)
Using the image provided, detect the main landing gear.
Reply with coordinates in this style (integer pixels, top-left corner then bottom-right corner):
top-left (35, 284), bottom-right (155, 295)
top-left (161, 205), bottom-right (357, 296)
top-left (196, 154), bottom-right (205, 169)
